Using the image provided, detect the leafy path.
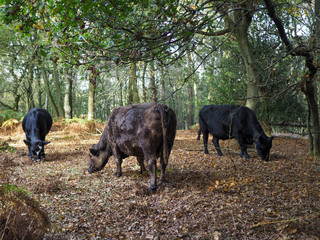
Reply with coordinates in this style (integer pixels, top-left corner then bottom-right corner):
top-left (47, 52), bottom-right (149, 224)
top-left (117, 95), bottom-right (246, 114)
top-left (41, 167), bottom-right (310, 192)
top-left (1, 124), bottom-right (320, 239)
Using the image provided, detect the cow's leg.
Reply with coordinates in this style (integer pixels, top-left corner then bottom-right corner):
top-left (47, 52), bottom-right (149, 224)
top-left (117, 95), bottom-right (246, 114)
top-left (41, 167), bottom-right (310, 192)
top-left (212, 137), bottom-right (223, 156)
top-left (202, 130), bottom-right (210, 154)
top-left (28, 146), bottom-right (32, 157)
top-left (137, 157), bottom-right (146, 174)
top-left (159, 152), bottom-right (167, 183)
top-left (114, 157), bottom-right (123, 177)
top-left (147, 156), bottom-right (157, 191)
top-left (237, 138), bottom-right (250, 160)
top-left (239, 145), bottom-right (250, 160)
top-left (197, 129), bottom-right (201, 141)
top-left (40, 145), bottom-right (45, 159)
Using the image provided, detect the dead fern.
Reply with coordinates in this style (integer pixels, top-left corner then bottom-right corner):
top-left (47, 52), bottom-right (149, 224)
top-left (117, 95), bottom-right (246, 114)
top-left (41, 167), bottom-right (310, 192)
top-left (0, 154), bottom-right (50, 240)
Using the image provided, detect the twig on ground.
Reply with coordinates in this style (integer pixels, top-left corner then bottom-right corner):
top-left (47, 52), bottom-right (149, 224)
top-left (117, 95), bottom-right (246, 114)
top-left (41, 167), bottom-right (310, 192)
top-left (251, 213), bottom-right (319, 228)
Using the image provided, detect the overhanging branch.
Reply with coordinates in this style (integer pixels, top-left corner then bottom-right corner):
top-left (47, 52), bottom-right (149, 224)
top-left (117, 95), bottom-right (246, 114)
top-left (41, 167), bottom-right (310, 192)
top-left (264, 0), bottom-right (317, 76)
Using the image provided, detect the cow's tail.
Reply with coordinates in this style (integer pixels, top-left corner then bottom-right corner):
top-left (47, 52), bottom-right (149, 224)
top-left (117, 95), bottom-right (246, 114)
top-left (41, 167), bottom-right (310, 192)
top-left (198, 111), bottom-right (208, 138)
top-left (158, 104), bottom-right (171, 166)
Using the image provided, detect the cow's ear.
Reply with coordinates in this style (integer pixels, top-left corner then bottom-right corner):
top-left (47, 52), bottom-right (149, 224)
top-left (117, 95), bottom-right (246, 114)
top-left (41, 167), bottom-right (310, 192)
top-left (23, 140), bottom-right (31, 146)
top-left (89, 148), bottom-right (98, 155)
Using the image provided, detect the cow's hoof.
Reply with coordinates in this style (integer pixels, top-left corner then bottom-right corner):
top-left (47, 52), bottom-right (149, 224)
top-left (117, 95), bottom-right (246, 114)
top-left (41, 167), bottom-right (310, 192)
top-left (149, 184), bottom-right (157, 191)
top-left (159, 178), bottom-right (168, 184)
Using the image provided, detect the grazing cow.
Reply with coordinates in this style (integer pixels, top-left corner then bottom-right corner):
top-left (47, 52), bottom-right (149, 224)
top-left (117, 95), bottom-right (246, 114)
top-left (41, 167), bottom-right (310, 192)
top-left (88, 103), bottom-right (177, 191)
top-left (198, 105), bottom-right (273, 161)
top-left (22, 108), bottom-right (52, 162)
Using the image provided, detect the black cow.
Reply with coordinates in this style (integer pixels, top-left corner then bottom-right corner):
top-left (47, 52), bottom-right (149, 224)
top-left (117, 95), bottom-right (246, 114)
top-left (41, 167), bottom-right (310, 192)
top-left (22, 108), bottom-right (52, 162)
top-left (88, 103), bottom-right (177, 191)
top-left (198, 105), bottom-right (273, 161)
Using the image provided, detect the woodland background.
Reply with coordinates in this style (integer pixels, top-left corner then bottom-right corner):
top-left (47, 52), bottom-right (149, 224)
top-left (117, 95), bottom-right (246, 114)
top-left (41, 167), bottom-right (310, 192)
top-left (0, 0), bottom-right (320, 239)
top-left (0, 0), bottom-right (319, 150)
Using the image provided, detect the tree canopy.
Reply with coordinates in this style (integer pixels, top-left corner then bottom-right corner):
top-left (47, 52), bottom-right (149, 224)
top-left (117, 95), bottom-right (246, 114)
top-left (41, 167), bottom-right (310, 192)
top-left (0, 0), bottom-right (319, 155)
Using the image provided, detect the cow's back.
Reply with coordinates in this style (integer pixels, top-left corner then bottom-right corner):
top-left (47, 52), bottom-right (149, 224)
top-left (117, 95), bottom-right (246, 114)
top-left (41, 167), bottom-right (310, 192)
top-left (199, 105), bottom-right (236, 139)
top-left (22, 108), bottom-right (52, 138)
top-left (199, 105), bottom-right (262, 139)
top-left (107, 103), bottom-right (176, 157)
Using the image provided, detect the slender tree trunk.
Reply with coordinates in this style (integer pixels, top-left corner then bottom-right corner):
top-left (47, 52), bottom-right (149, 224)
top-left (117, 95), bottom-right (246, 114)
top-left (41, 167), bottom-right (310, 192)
top-left (35, 69), bottom-right (42, 107)
top-left (187, 51), bottom-right (194, 127)
top-left (160, 65), bottom-right (165, 100)
top-left (128, 63), bottom-right (133, 104)
top-left (10, 58), bottom-right (24, 111)
top-left (150, 61), bottom-right (157, 102)
top-left (115, 65), bottom-right (123, 106)
top-left (26, 63), bottom-right (35, 111)
top-left (193, 81), bottom-right (198, 115)
top-left (53, 60), bottom-right (65, 117)
top-left (131, 60), bottom-right (140, 103)
top-left (88, 67), bottom-right (97, 121)
top-left (142, 61), bottom-right (147, 102)
top-left (41, 68), bottom-right (59, 117)
top-left (64, 67), bottom-right (73, 119)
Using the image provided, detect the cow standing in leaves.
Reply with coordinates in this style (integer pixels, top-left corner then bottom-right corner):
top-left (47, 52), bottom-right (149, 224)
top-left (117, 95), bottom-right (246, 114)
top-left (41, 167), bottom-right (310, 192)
top-left (88, 103), bottom-right (177, 191)
top-left (198, 105), bottom-right (273, 161)
top-left (22, 108), bottom-right (52, 162)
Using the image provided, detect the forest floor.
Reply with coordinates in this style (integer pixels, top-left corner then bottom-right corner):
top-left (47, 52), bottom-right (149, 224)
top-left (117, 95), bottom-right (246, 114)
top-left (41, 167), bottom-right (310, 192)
top-left (0, 122), bottom-right (320, 240)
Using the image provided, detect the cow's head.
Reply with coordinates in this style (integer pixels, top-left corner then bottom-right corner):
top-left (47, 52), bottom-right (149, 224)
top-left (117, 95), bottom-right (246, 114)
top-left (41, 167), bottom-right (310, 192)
top-left (23, 140), bottom-right (50, 161)
top-left (256, 136), bottom-right (273, 161)
top-left (88, 144), bottom-right (111, 173)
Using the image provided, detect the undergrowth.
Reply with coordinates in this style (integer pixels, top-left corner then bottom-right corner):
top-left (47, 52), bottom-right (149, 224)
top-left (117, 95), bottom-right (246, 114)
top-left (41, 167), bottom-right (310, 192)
top-left (0, 154), bottom-right (50, 240)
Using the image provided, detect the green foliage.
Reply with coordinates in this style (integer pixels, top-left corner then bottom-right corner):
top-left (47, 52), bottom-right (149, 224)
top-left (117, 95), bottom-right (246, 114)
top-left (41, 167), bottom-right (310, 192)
top-left (0, 110), bottom-right (24, 122)
top-left (1, 183), bottom-right (30, 195)
top-left (0, 141), bottom-right (17, 153)
top-left (199, 39), bottom-right (247, 107)
top-left (63, 116), bottom-right (103, 125)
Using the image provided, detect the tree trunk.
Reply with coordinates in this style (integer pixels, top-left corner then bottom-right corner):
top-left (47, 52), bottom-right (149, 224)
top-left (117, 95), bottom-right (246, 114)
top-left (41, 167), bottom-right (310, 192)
top-left (233, 9), bottom-right (260, 111)
top-left (142, 61), bottom-right (147, 102)
top-left (53, 60), bottom-right (65, 117)
top-left (64, 67), bottom-right (73, 119)
top-left (128, 63), bottom-right (133, 104)
top-left (160, 64), bottom-right (165, 100)
top-left (35, 69), bottom-right (42, 107)
top-left (10, 58), bottom-right (24, 111)
top-left (88, 67), bottom-right (97, 121)
top-left (41, 68), bottom-right (59, 117)
top-left (264, 0), bottom-right (320, 156)
top-left (187, 51), bottom-right (194, 127)
top-left (115, 65), bottom-right (123, 106)
top-left (26, 63), bottom-right (35, 111)
top-left (302, 76), bottom-right (320, 156)
top-left (131, 60), bottom-right (140, 103)
top-left (150, 61), bottom-right (157, 102)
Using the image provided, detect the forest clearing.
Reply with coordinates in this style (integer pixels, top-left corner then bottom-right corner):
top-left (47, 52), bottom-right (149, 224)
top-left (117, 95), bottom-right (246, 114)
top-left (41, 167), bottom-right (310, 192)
top-left (1, 1), bottom-right (320, 239)
top-left (1, 122), bottom-right (319, 239)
